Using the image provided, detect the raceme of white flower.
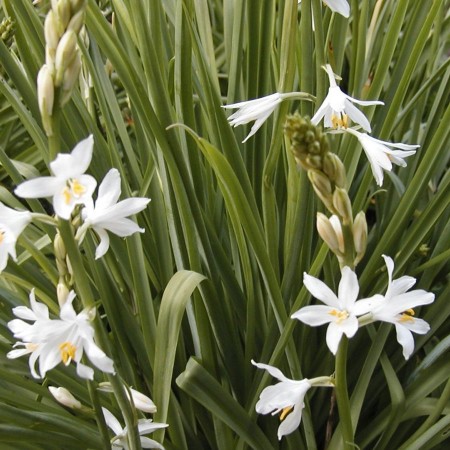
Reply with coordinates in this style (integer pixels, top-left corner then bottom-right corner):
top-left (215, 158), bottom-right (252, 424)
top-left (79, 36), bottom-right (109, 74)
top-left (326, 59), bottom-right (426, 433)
top-left (98, 382), bottom-right (157, 414)
top-left (0, 203), bottom-right (32, 273)
top-left (79, 168), bottom-right (150, 259)
top-left (251, 360), bottom-right (312, 440)
top-left (291, 266), bottom-right (373, 354)
top-left (311, 64), bottom-right (384, 132)
top-left (7, 289), bottom-right (115, 379)
top-left (15, 135), bottom-right (96, 220)
top-left (344, 128), bottom-right (419, 186)
top-left (357, 255), bottom-right (435, 359)
top-left (298, 0), bottom-right (350, 18)
top-left (223, 92), bottom-right (311, 143)
top-left (102, 407), bottom-right (168, 450)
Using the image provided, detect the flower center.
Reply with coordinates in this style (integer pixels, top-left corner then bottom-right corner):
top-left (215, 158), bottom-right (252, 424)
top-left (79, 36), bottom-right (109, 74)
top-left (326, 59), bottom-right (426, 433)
top-left (331, 113), bottom-right (348, 129)
top-left (329, 309), bottom-right (349, 323)
top-left (59, 341), bottom-right (77, 365)
top-left (399, 308), bottom-right (415, 323)
top-left (279, 406), bottom-right (294, 421)
top-left (63, 179), bottom-right (86, 205)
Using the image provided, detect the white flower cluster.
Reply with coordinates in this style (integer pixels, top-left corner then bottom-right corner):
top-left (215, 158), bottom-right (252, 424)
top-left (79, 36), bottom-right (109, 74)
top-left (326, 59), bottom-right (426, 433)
top-left (253, 255), bottom-right (434, 440)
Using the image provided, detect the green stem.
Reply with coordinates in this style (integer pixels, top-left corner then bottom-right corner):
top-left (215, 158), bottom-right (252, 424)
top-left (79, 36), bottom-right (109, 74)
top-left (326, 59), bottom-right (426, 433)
top-left (335, 337), bottom-right (354, 449)
top-left (87, 379), bottom-right (111, 450)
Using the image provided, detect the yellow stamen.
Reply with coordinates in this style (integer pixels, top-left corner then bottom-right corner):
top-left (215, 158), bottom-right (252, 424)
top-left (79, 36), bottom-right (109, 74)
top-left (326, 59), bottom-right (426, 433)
top-left (63, 179), bottom-right (87, 205)
top-left (329, 309), bottom-right (349, 323)
top-left (342, 113), bottom-right (349, 128)
top-left (331, 114), bottom-right (340, 129)
top-left (399, 308), bottom-right (415, 323)
top-left (59, 341), bottom-right (77, 365)
top-left (63, 187), bottom-right (72, 205)
top-left (71, 179), bottom-right (86, 197)
top-left (280, 406), bottom-right (294, 421)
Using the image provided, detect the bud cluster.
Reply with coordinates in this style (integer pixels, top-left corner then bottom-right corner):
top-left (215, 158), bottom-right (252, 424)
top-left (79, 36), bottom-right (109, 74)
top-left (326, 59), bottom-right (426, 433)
top-left (38, 0), bottom-right (87, 135)
top-left (284, 114), bottom-right (367, 268)
top-left (0, 17), bottom-right (15, 47)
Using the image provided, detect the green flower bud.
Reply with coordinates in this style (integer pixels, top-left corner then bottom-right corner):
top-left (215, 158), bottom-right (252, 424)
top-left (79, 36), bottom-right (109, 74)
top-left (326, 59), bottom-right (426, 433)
top-left (332, 188), bottom-right (353, 225)
top-left (353, 211), bottom-right (368, 265)
top-left (54, 30), bottom-right (78, 86)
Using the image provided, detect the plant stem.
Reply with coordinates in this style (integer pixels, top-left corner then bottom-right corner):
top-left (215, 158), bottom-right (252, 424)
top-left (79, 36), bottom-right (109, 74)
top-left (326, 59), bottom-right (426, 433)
top-left (335, 337), bottom-right (354, 449)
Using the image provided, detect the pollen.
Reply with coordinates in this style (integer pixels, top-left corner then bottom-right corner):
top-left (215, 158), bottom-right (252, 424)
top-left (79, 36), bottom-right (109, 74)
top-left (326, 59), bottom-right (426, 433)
top-left (71, 179), bottom-right (86, 197)
top-left (59, 341), bottom-right (77, 365)
top-left (329, 309), bottom-right (349, 323)
top-left (331, 114), bottom-right (349, 129)
top-left (63, 187), bottom-right (72, 205)
top-left (63, 179), bottom-right (86, 204)
top-left (280, 406), bottom-right (294, 421)
top-left (399, 309), bottom-right (415, 323)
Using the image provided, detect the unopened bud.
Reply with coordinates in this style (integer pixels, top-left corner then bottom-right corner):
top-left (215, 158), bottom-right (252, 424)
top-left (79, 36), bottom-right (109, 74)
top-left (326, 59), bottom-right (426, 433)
top-left (49, 386), bottom-right (82, 409)
top-left (317, 213), bottom-right (340, 254)
top-left (57, 281), bottom-right (70, 306)
top-left (56, 0), bottom-right (71, 29)
top-left (309, 170), bottom-right (335, 212)
top-left (333, 188), bottom-right (353, 225)
top-left (70, 0), bottom-right (87, 12)
top-left (37, 65), bottom-right (55, 136)
top-left (60, 53), bottom-right (81, 106)
top-left (54, 30), bottom-right (78, 86)
top-left (353, 211), bottom-right (368, 265)
top-left (54, 233), bottom-right (66, 260)
top-left (67, 9), bottom-right (85, 34)
top-left (323, 153), bottom-right (347, 189)
top-left (44, 11), bottom-right (60, 54)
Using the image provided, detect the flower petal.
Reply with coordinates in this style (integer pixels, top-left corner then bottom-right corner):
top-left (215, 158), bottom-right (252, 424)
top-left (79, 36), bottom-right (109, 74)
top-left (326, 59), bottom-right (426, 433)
top-left (291, 305), bottom-right (335, 326)
top-left (303, 273), bottom-right (339, 307)
top-left (338, 267), bottom-right (359, 310)
top-left (15, 177), bottom-right (62, 199)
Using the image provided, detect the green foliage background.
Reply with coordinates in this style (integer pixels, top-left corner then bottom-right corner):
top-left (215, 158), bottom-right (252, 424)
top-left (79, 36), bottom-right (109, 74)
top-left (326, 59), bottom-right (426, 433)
top-left (0, 0), bottom-right (449, 449)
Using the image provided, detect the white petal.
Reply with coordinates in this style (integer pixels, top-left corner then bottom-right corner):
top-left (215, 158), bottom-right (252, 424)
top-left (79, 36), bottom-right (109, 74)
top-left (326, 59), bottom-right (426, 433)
top-left (251, 360), bottom-right (289, 382)
top-left (0, 204), bottom-right (32, 236)
top-left (338, 267), bottom-right (359, 310)
top-left (76, 361), bottom-right (94, 379)
top-left (139, 437), bottom-right (165, 449)
top-left (102, 408), bottom-right (124, 436)
top-left (15, 177), bottom-right (62, 199)
top-left (96, 169), bottom-right (122, 210)
top-left (277, 404), bottom-right (303, 440)
top-left (344, 100), bottom-right (372, 132)
top-left (303, 273), bottom-right (339, 307)
top-left (339, 316), bottom-right (359, 339)
top-left (93, 228), bottom-right (110, 259)
top-left (326, 322), bottom-right (344, 355)
top-left (291, 305), bottom-right (334, 326)
top-left (311, 101), bottom-right (331, 126)
top-left (323, 0), bottom-right (350, 17)
top-left (394, 324), bottom-right (415, 360)
top-left (91, 198), bottom-right (150, 225)
top-left (83, 340), bottom-right (115, 374)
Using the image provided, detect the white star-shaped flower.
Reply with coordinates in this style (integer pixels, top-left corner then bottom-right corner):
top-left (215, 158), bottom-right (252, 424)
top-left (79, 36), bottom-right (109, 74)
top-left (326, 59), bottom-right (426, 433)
top-left (357, 255), bottom-right (435, 359)
top-left (7, 289), bottom-right (115, 379)
top-left (311, 65), bottom-right (383, 132)
top-left (292, 267), bottom-right (372, 354)
top-left (0, 203), bottom-right (32, 273)
top-left (102, 408), bottom-right (167, 450)
top-left (79, 168), bottom-right (150, 259)
top-left (345, 128), bottom-right (418, 186)
top-left (251, 360), bottom-right (311, 440)
top-left (15, 135), bottom-right (96, 220)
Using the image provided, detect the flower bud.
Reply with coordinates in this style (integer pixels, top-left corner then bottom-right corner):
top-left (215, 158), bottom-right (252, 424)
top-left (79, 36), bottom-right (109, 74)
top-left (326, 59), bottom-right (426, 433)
top-left (70, 0), bottom-right (87, 12)
top-left (54, 30), bottom-right (78, 86)
top-left (333, 188), bottom-right (353, 225)
top-left (57, 281), bottom-right (70, 306)
top-left (308, 170), bottom-right (336, 213)
top-left (56, 0), bottom-right (72, 30)
top-left (37, 65), bottom-right (55, 136)
top-left (317, 213), bottom-right (340, 254)
top-left (49, 386), bottom-right (82, 409)
top-left (67, 9), bottom-right (85, 35)
top-left (60, 53), bottom-right (81, 106)
top-left (44, 11), bottom-right (60, 54)
top-left (323, 153), bottom-right (347, 189)
top-left (353, 211), bottom-right (368, 265)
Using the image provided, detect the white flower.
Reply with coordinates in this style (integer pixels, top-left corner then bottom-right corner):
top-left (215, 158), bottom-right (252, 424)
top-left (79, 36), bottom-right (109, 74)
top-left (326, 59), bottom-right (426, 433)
top-left (358, 256), bottom-right (435, 359)
top-left (48, 386), bottom-right (82, 409)
top-left (0, 203), bottom-right (32, 273)
top-left (251, 360), bottom-right (311, 440)
top-left (311, 65), bottom-right (383, 132)
top-left (222, 93), bottom-right (284, 143)
top-left (7, 289), bottom-right (115, 379)
top-left (345, 128), bottom-right (418, 186)
top-left (291, 267), bottom-right (371, 354)
top-left (102, 408), bottom-right (167, 450)
top-left (15, 135), bottom-right (97, 220)
top-left (79, 168), bottom-right (150, 259)
top-left (298, 0), bottom-right (350, 18)
top-left (98, 382), bottom-right (157, 414)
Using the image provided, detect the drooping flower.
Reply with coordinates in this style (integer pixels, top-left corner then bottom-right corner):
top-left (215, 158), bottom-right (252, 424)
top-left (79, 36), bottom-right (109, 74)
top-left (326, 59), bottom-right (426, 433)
top-left (251, 360), bottom-right (312, 440)
top-left (98, 382), bottom-right (157, 414)
top-left (102, 408), bottom-right (167, 450)
top-left (15, 135), bottom-right (96, 220)
top-left (298, 0), bottom-right (350, 18)
top-left (0, 203), bottom-right (32, 273)
top-left (7, 289), bottom-right (115, 379)
top-left (79, 168), bottom-right (150, 259)
top-left (311, 64), bottom-right (383, 132)
top-left (345, 128), bottom-right (418, 186)
top-left (292, 267), bottom-right (372, 354)
top-left (358, 255), bottom-right (435, 359)
top-left (222, 92), bottom-right (313, 143)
